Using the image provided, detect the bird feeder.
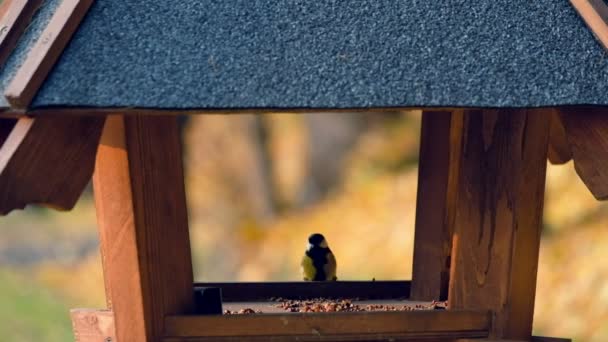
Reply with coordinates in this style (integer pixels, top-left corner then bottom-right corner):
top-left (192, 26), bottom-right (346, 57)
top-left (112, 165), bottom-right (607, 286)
top-left (0, 0), bottom-right (605, 341)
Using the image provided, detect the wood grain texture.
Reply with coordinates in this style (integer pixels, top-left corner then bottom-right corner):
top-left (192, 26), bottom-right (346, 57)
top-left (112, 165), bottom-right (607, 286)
top-left (4, 0), bottom-right (94, 109)
top-left (164, 310), bottom-right (490, 340)
top-left (559, 107), bottom-right (608, 200)
top-left (570, 0), bottom-right (608, 51)
top-left (547, 109), bottom-right (572, 165)
top-left (448, 109), bottom-right (550, 339)
top-left (411, 111), bottom-right (463, 301)
top-left (70, 309), bottom-right (116, 342)
top-left (93, 115), bottom-right (195, 342)
top-left (196, 281), bottom-right (410, 301)
top-left (0, 115), bottom-right (104, 215)
top-left (0, 0), bottom-right (44, 69)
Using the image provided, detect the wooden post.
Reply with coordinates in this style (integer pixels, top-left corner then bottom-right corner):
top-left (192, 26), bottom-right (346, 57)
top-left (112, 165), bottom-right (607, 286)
top-left (411, 111), bottom-right (463, 301)
top-left (547, 110), bottom-right (572, 165)
top-left (448, 109), bottom-right (550, 339)
top-left (93, 115), bottom-right (195, 342)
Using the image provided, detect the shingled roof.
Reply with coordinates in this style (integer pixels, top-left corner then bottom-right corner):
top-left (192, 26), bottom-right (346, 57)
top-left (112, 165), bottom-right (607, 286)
top-left (2, 0), bottom-right (608, 111)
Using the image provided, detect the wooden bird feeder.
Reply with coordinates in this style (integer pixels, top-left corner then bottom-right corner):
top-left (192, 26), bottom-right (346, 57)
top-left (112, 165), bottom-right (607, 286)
top-left (1, 0), bottom-right (606, 341)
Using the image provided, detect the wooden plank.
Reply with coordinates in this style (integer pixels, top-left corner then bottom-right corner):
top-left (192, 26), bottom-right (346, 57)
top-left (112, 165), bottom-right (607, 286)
top-left (164, 337), bottom-right (478, 342)
top-left (0, 0), bottom-right (44, 68)
top-left (448, 109), bottom-right (550, 339)
top-left (570, 0), bottom-right (608, 51)
top-left (457, 337), bottom-right (571, 342)
top-left (411, 111), bottom-right (463, 301)
top-left (559, 107), bottom-right (608, 200)
top-left (0, 115), bottom-right (104, 214)
top-left (23, 106), bottom-right (464, 117)
top-left (196, 281), bottom-right (410, 301)
top-left (70, 309), bottom-right (116, 342)
top-left (0, 0), bottom-right (13, 19)
top-left (547, 109), bottom-right (572, 165)
top-left (164, 310), bottom-right (490, 340)
top-left (5, 0), bottom-right (94, 109)
top-left (93, 115), bottom-right (195, 342)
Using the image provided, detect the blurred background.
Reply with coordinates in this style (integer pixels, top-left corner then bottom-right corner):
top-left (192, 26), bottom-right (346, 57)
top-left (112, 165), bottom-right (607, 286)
top-left (0, 111), bottom-right (606, 341)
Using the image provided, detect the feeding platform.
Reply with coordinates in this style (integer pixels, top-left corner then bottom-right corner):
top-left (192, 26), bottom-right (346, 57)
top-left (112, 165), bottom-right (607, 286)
top-left (1, 0), bottom-right (607, 341)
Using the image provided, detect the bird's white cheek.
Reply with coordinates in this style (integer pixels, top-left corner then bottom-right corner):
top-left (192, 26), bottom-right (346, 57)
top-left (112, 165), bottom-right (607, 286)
top-left (307, 243), bottom-right (314, 251)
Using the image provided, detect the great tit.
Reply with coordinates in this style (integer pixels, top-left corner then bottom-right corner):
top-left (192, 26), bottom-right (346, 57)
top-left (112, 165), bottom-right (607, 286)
top-left (301, 233), bottom-right (337, 281)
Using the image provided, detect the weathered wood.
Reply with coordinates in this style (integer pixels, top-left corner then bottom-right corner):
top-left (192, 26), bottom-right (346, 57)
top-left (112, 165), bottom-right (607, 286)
top-left (196, 281), bottom-right (410, 301)
top-left (93, 115), bottom-right (195, 342)
top-left (448, 109), bottom-right (549, 339)
top-left (547, 110), bottom-right (572, 165)
top-left (70, 309), bottom-right (116, 342)
top-left (0, 116), bottom-right (104, 214)
top-left (5, 0), bottom-right (94, 109)
top-left (570, 0), bottom-right (608, 51)
top-left (411, 111), bottom-right (463, 301)
top-left (0, 0), bottom-right (44, 69)
top-left (559, 107), bottom-right (608, 200)
top-left (164, 310), bottom-right (490, 340)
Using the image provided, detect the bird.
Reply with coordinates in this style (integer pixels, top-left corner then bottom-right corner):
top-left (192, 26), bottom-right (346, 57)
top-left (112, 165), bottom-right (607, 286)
top-left (301, 233), bottom-right (337, 281)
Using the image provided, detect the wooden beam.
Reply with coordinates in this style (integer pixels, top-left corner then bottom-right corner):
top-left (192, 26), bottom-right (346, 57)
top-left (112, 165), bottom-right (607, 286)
top-left (164, 310), bottom-right (490, 341)
top-left (70, 309), bottom-right (116, 342)
top-left (0, 0), bottom-right (44, 68)
top-left (93, 115), bottom-right (195, 342)
top-left (196, 281), bottom-right (410, 301)
top-left (448, 109), bottom-right (549, 339)
top-left (4, 0), bottom-right (94, 109)
top-left (559, 107), bottom-right (608, 200)
top-left (23, 106), bottom-right (465, 117)
top-left (570, 0), bottom-right (608, 51)
top-left (457, 338), bottom-right (571, 342)
top-left (0, 0), bottom-right (12, 18)
top-left (411, 111), bottom-right (463, 301)
top-left (0, 116), bottom-right (104, 214)
top-left (547, 109), bottom-right (572, 165)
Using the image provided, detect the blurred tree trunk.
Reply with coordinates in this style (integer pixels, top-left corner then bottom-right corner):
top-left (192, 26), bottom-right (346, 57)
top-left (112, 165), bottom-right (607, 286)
top-left (243, 115), bottom-right (277, 221)
top-left (297, 113), bottom-right (366, 206)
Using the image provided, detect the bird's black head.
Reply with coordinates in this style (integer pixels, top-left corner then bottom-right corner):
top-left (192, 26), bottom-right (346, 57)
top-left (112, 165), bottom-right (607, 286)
top-left (308, 233), bottom-right (326, 246)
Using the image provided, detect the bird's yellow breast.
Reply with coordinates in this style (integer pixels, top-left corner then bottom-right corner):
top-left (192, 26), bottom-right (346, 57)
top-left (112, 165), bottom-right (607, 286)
top-left (301, 254), bottom-right (316, 281)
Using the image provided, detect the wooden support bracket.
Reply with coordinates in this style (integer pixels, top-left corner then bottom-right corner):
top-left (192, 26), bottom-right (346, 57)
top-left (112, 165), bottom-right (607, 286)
top-left (448, 109), bottom-right (549, 339)
top-left (0, 115), bottom-right (105, 214)
top-left (559, 107), bottom-right (608, 200)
